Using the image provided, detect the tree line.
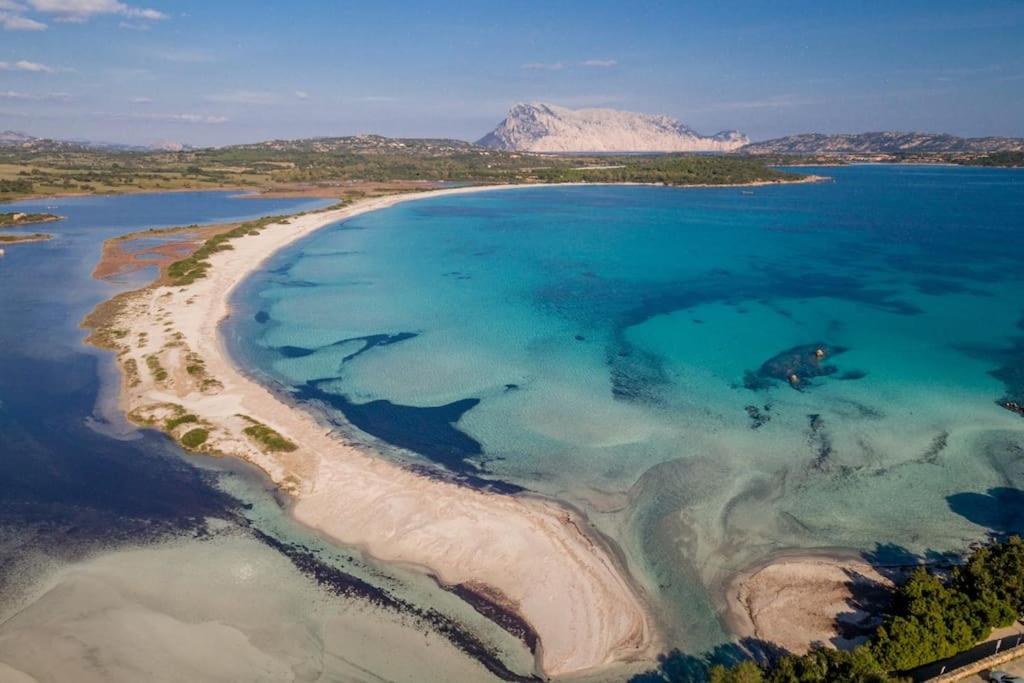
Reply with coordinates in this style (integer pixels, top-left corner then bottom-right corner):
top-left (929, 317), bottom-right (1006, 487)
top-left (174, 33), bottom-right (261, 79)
top-left (711, 536), bottom-right (1024, 682)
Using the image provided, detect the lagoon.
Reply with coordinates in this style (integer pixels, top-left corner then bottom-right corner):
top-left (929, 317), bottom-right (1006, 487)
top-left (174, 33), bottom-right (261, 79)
top-left (228, 166), bottom-right (1024, 650)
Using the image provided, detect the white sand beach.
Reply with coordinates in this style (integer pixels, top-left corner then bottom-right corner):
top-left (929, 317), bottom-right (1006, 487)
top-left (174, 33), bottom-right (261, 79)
top-left (94, 185), bottom-right (658, 678)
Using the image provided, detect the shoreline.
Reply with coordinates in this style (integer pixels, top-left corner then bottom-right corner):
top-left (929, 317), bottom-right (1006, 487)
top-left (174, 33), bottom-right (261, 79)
top-left (84, 183), bottom-right (667, 678)
top-left (6, 172), bottom-right (827, 206)
top-left (717, 548), bottom-right (908, 655)
top-left (81, 176), bottom-right (847, 676)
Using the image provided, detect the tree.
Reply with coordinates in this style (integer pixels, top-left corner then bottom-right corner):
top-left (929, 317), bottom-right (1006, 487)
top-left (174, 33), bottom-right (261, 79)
top-left (954, 535), bottom-right (1024, 619)
top-left (870, 567), bottom-right (996, 671)
top-left (709, 661), bottom-right (765, 683)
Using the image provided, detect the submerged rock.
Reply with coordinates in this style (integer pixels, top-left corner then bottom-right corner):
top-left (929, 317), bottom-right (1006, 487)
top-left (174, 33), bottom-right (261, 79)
top-left (746, 342), bottom-right (856, 390)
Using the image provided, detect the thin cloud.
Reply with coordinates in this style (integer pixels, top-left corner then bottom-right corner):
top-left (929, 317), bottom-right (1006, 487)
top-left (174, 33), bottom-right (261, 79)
top-left (129, 95), bottom-right (152, 103)
top-left (522, 62), bottom-right (565, 71)
top-left (125, 112), bottom-right (228, 124)
top-left (0, 89), bottom-right (71, 101)
top-left (294, 90), bottom-right (309, 100)
top-left (580, 59), bottom-right (617, 67)
top-left (0, 11), bottom-right (46, 29)
top-left (205, 90), bottom-right (281, 105)
top-left (27, 0), bottom-right (167, 22)
top-left (0, 60), bottom-right (55, 72)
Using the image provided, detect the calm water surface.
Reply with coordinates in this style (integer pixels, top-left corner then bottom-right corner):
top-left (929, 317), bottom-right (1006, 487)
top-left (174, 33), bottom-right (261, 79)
top-left (0, 192), bottom-right (535, 682)
top-left (229, 166), bottom-right (1024, 649)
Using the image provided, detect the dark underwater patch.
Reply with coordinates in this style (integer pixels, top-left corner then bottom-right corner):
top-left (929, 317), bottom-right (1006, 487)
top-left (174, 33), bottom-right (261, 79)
top-left (275, 332), bottom-right (418, 363)
top-left (807, 413), bottom-right (833, 469)
top-left (294, 380), bottom-right (522, 493)
top-left (608, 344), bottom-right (668, 404)
top-left (957, 322), bottom-right (1024, 418)
top-left (745, 404), bottom-right (771, 429)
top-left (745, 342), bottom-right (853, 391)
top-left (254, 310), bottom-right (270, 323)
top-left (250, 528), bottom-right (538, 681)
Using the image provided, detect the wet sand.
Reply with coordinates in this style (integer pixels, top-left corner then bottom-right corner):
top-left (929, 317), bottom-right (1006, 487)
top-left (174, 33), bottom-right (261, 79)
top-left (86, 185), bottom-right (659, 678)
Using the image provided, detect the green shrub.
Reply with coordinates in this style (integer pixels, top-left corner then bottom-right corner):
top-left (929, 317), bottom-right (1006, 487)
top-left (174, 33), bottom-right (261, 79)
top-left (165, 413), bottom-right (198, 430)
top-left (241, 420), bottom-right (297, 452)
top-left (180, 428), bottom-right (208, 449)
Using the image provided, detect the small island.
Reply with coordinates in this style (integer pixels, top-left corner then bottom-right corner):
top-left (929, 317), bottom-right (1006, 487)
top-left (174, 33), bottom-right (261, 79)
top-left (0, 212), bottom-right (61, 227)
top-left (0, 232), bottom-right (52, 244)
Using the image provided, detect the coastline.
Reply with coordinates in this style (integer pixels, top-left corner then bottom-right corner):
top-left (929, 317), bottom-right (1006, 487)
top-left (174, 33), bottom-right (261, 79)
top-left (6, 171), bottom-right (828, 206)
top-left (84, 183), bottom-right (666, 678)
top-left (717, 549), bottom-right (905, 655)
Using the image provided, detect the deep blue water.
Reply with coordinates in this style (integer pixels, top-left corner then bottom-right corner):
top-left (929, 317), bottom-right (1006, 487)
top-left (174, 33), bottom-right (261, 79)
top-left (0, 192), bottom-right (330, 572)
top-left (228, 166), bottom-right (1024, 648)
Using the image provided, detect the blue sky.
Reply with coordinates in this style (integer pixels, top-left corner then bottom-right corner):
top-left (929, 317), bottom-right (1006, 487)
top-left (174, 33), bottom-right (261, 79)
top-left (1, 0), bottom-right (1023, 146)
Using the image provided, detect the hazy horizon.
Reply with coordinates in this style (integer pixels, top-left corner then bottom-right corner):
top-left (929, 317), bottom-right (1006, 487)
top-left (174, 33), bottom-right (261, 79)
top-left (2, 1), bottom-right (1023, 147)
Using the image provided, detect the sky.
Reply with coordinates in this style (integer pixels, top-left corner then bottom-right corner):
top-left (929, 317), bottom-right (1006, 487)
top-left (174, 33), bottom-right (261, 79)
top-left (1, 0), bottom-right (1023, 147)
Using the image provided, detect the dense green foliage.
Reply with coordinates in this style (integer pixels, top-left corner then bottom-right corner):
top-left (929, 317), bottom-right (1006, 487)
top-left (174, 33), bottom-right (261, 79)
top-left (967, 151), bottom-right (1024, 167)
top-left (870, 568), bottom-right (1003, 671)
top-left (710, 647), bottom-right (894, 683)
top-left (709, 536), bottom-right (1024, 682)
top-left (179, 428), bottom-right (208, 449)
top-left (0, 178), bottom-right (33, 196)
top-left (241, 419), bottom-right (297, 452)
top-left (165, 413), bottom-right (198, 431)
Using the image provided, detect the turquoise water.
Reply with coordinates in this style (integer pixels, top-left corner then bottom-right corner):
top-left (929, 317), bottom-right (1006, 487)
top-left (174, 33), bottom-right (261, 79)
top-left (228, 166), bottom-right (1024, 651)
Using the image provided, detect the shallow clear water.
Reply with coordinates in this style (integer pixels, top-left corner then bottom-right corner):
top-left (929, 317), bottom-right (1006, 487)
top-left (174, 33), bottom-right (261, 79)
top-left (1, 192), bottom-right (535, 682)
top-left (229, 166), bottom-right (1024, 649)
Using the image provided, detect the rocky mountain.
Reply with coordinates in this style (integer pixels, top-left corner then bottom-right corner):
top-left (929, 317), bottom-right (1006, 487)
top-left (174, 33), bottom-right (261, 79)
top-left (477, 103), bottom-right (749, 153)
top-left (741, 131), bottom-right (1024, 155)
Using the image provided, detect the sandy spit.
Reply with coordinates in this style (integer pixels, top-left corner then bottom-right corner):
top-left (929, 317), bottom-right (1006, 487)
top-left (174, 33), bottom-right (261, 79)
top-left (96, 184), bottom-right (663, 678)
top-left (720, 550), bottom-right (900, 655)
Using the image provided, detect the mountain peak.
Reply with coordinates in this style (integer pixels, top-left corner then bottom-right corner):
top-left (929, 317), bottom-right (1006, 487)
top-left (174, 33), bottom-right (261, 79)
top-left (477, 103), bottom-right (749, 153)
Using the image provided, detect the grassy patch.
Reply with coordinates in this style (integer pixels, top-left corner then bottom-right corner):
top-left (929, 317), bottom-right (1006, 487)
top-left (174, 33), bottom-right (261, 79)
top-left (239, 416), bottom-right (297, 452)
top-left (165, 413), bottom-right (199, 430)
top-left (145, 353), bottom-right (168, 382)
top-left (123, 357), bottom-right (140, 387)
top-left (166, 215), bottom-right (285, 285)
top-left (180, 428), bottom-right (209, 449)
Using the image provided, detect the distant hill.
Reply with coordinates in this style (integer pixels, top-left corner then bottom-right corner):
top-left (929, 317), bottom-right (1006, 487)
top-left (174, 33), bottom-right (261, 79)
top-left (0, 129), bottom-right (173, 152)
top-left (226, 134), bottom-right (476, 155)
top-left (0, 130), bottom-right (36, 145)
top-left (741, 131), bottom-right (1024, 155)
top-left (477, 103), bottom-right (749, 153)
